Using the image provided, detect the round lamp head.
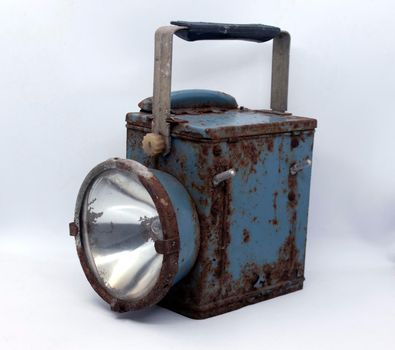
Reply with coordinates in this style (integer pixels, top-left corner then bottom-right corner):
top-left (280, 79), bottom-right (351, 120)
top-left (71, 158), bottom-right (199, 312)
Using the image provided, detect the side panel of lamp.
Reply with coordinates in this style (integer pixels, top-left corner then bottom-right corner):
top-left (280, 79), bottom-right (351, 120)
top-left (152, 169), bottom-right (200, 284)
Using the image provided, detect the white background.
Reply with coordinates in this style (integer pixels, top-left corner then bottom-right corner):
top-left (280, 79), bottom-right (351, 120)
top-left (1, 0), bottom-right (395, 349)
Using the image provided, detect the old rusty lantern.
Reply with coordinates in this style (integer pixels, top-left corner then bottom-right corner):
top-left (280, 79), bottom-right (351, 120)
top-left (70, 21), bottom-right (317, 319)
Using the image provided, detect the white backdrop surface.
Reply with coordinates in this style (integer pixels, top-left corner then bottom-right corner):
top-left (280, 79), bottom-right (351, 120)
top-left (1, 1), bottom-right (394, 349)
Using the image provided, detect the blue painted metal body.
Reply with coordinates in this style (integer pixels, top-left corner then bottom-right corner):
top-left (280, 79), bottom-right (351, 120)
top-left (151, 169), bottom-right (200, 283)
top-left (126, 103), bottom-right (317, 318)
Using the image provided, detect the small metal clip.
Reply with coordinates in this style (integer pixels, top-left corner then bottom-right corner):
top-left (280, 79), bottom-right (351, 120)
top-left (213, 168), bottom-right (236, 186)
top-left (154, 238), bottom-right (180, 255)
top-left (69, 222), bottom-right (79, 237)
top-left (290, 158), bottom-right (312, 175)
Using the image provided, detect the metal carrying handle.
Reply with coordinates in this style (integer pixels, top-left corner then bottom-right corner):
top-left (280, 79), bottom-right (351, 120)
top-left (151, 21), bottom-right (290, 155)
top-left (171, 21), bottom-right (281, 42)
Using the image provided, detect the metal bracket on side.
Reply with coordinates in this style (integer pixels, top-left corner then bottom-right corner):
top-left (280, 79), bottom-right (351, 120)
top-left (152, 25), bottom-right (185, 156)
top-left (270, 31), bottom-right (290, 113)
top-left (290, 158), bottom-right (312, 175)
top-left (69, 222), bottom-right (79, 237)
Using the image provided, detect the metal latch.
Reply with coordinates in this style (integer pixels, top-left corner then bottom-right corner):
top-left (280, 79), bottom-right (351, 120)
top-left (69, 222), bottom-right (79, 237)
top-left (290, 158), bottom-right (312, 175)
top-left (213, 168), bottom-right (236, 186)
top-left (154, 237), bottom-right (180, 255)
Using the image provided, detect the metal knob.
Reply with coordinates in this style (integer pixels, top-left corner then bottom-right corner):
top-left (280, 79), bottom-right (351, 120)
top-left (142, 133), bottom-right (166, 156)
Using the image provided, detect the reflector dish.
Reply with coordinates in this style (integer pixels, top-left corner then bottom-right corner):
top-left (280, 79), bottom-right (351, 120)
top-left (81, 168), bottom-right (164, 301)
top-left (72, 158), bottom-right (199, 312)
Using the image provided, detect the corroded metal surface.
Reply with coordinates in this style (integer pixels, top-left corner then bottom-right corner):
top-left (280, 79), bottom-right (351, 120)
top-left (71, 21), bottom-right (316, 319)
top-left (126, 109), bottom-right (317, 141)
top-left (126, 110), bottom-right (316, 318)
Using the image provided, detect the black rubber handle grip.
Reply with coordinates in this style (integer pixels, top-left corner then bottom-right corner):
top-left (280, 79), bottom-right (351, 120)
top-left (171, 21), bottom-right (281, 43)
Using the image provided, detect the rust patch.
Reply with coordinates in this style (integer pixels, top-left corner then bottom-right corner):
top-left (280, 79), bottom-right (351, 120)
top-left (241, 234), bottom-right (302, 292)
top-left (126, 129), bottom-right (152, 167)
top-left (278, 136), bottom-right (285, 174)
top-left (228, 139), bottom-right (264, 178)
top-left (271, 191), bottom-right (279, 227)
top-left (273, 191), bottom-right (278, 210)
top-left (172, 152), bottom-right (187, 184)
top-left (126, 110), bottom-right (317, 143)
top-left (212, 145), bottom-right (222, 156)
top-left (203, 116), bottom-right (317, 141)
top-left (263, 234), bottom-right (302, 283)
top-left (242, 229), bottom-right (250, 243)
top-left (287, 135), bottom-right (300, 238)
top-left (243, 142), bottom-right (259, 168)
top-left (266, 138), bottom-right (274, 152)
top-left (161, 141), bottom-right (232, 309)
top-left (199, 197), bottom-right (209, 206)
top-left (287, 161), bottom-right (298, 207)
top-left (291, 137), bottom-right (299, 149)
top-left (215, 232), bottom-right (303, 307)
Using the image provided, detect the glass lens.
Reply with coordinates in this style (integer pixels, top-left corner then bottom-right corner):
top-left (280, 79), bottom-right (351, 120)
top-left (81, 168), bottom-right (163, 301)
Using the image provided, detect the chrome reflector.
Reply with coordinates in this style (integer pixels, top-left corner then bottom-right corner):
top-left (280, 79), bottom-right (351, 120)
top-left (81, 168), bottom-right (163, 301)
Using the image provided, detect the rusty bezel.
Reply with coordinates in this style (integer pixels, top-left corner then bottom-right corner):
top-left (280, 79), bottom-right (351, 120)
top-left (71, 158), bottom-right (180, 312)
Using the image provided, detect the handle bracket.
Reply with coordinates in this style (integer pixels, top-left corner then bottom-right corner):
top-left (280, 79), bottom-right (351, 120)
top-left (271, 31), bottom-right (290, 113)
top-left (152, 25), bottom-right (185, 155)
top-left (150, 22), bottom-right (291, 156)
